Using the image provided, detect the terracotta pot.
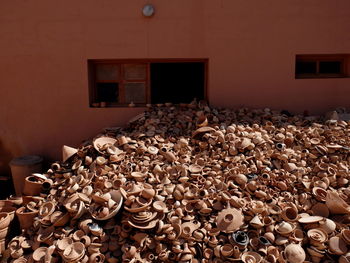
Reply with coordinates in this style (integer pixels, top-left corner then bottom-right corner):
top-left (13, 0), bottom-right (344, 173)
top-left (23, 176), bottom-right (42, 196)
top-left (15, 207), bottom-right (38, 230)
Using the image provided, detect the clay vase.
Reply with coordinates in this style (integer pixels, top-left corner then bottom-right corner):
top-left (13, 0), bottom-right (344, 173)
top-left (23, 176), bottom-right (43, 196)
top-left (15, 207), bottom-right (38, 230)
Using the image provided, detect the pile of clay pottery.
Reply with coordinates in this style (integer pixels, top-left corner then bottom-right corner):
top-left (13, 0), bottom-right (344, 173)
top-left (3, 102), bottom-right (350, 262)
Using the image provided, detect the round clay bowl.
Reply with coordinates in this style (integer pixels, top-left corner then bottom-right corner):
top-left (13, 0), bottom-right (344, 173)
top-left (93, 136), bottom-right (117, 153)
top-left (0, 206), bottom-right (16, 221)
top-left (0, 212), bottom-right (11, 229)
top-left (38, 201), bottom-right (56, 217)
top-left (152, 201), bottom-right (167, 212)
top-left (57, 237), bottom-right (73, 251)
top-left (241, 251), bottom-right (262, 263)
top-left (91, 190), bottom-right (123, 220)
top-left (63, 242), bottom-right (85, 262)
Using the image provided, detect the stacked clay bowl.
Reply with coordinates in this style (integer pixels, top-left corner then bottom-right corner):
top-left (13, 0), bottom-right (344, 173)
top-left (3, 102), bottom-right (350, 262)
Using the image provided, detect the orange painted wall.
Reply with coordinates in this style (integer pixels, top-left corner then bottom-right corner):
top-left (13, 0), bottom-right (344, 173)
top-left (0, 0), bottom-right (350, 171)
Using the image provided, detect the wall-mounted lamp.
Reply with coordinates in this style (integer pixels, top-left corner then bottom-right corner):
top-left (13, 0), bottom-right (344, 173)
top-left (142, 4), bottom-right (155, 17)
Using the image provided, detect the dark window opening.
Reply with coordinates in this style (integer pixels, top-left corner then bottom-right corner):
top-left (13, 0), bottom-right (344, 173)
top-left (295, 61), bottom-right (317, 74)
top-left (89, 59), bottom-right (207, 107)
top-left (319, 61), bottom-right (342, 74)
top-left (150, 62), bottom-right (205, 104)
top-left (96, 83), bottom-right (119, 103)
top-left (295, 55), bottom-right (348, 79)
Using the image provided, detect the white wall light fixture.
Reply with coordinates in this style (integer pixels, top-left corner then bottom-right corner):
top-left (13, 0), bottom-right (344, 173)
top-left (142, 4), bottom-right (155, 17)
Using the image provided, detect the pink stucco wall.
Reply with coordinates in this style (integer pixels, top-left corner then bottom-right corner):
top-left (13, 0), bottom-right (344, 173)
top-left (0, 0), bottom-right (350, 173)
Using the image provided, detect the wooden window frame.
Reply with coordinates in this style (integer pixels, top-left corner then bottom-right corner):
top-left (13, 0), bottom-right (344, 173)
top-left (295, 54), bottom-right (349, 79)
top-left (88, 58), bottom-right (208, 108)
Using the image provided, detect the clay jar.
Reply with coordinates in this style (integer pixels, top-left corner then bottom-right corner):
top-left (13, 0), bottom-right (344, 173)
top-left (15, 206), bottom-right (38, 230)
top-left (23, 176), bottom-right (43, 196)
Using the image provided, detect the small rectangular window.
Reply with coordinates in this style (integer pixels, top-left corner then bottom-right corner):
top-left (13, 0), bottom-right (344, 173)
top-left (295, 54), bottom-right (348, 79)
top-left (88, 59), bottom-right (207, 107)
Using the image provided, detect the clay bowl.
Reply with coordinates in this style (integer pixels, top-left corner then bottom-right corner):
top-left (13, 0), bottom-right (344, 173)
top-left (91, 190), bottom-right (123, 220)
top-left (0, 212), bottom-right (11, 229)
top-left (0, 206), bottom-right (16, 221)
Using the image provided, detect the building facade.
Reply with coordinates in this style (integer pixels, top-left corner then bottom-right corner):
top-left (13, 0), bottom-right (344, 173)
top-left (0, 0), bottom-right (350, 172)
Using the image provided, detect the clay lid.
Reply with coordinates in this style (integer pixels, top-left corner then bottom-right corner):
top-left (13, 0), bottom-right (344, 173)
top-left (147, 146), bottom-right (159, 155)
top-left (298, 215), bottom-right (323, 224)
top-left (284, 244), bottom-right (306, 263)
top-left (62, 146), bottom-right (78, 163)
top-left (328, 236), bottom-right (348, 255)
top-left (217, 208), bottom-right (244, 233)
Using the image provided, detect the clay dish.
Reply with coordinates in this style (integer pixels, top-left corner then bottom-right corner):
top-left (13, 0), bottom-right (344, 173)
top-left (51, 211), bottom-right (70, 227)
top-left (147, 146), bottom-right (159, 155)
top-left (0, 212), bottom-right (11, 228)
top-left (284, 244), bottom-right (305, 263)
top-left (281, 204), bottom-right (299, 222)
top-left (152, 201), bottom-right (168, 212)
top-left (127, 217), bottom-right (159, 230)
top-left (38, 201), bottom-right (56, 218)
top-left (124, 198), bottom-right (152, 213)
top-left (298, 215), bottom-right (323, 224)
top-left (241, 251), bottom-right (262, 263)
top-left (62, 242), bottom-right (85, 262)
top-left (131, 172), bottom-right (145, 182)
top-left (93, 137), bottom-right (117, 153)
top-left (189, 164), bottom-right (202, 174)
top-left (91, 190), bottom-right (123, 220)
top-left (0, 206), bottom-right (16, 221)
top-left (217, 207), bottom-right (244, 233)
top-left (312, 187), bottom-right (327, 202)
